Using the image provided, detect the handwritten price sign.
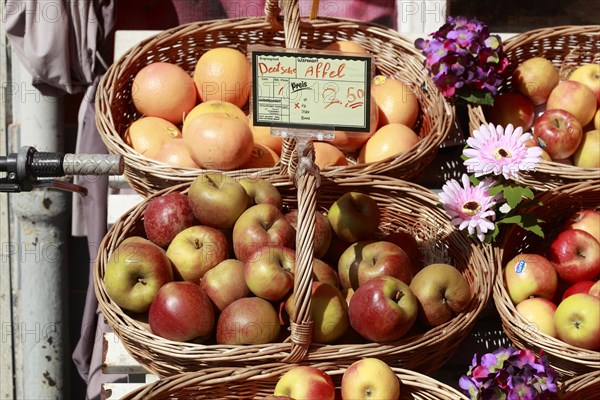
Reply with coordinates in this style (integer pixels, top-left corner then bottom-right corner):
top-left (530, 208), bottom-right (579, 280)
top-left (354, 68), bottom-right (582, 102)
top-left (251, 49), bottom-right (373, 134)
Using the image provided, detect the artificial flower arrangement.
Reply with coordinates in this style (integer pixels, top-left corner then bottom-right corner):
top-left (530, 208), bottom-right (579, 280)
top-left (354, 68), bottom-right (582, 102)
top-left (415, 16), bottom-right (510, 106)
top-left (439, 123), bottom-right (545, 243)
top-left (460, 346), bottom-right (560, 400)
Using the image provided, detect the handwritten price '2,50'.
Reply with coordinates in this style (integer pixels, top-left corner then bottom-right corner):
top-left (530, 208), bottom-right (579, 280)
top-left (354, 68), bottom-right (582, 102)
top-left (322, 86), bottom-right (365, 110)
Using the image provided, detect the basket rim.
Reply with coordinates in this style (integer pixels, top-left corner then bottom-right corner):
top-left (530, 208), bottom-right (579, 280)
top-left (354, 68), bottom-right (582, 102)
top-left (94, 174), bottom-right (494, 375)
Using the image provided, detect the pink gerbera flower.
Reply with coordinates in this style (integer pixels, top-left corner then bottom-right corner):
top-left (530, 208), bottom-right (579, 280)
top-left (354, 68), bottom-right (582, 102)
top-left (463, 123), bottom-right (543, 180)
top-left (439, 174), bottom-right (499, 241)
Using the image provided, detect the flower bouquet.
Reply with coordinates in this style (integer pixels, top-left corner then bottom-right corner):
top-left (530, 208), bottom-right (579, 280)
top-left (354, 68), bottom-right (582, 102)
top-left (460, 346), bottom-right (560, 400)
top-left (439, 123), bottom-right (544, 243)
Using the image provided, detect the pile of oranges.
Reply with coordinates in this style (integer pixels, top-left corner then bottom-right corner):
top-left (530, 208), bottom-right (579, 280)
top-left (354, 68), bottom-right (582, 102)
top-left (125, 41), bottom-right (421, 171)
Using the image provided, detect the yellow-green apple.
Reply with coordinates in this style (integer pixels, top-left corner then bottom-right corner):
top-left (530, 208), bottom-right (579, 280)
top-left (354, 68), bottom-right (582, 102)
top-left (553, 293), bottom-right (600, 350)
top-left (238, 177), bottom-right (283, 210)
top-left (589, 280), bottom-right (600, 298)
top-left (244, 245), bottom-right (295, 301)
top-left (148, 281), bottom-right (214, 342)
top-left (348, 275), bottom-right (418, 342)
top-left (327, 192), bottom-right (380, 243)
top-left (341, 358), bottom-right (400, 400)
top-left (379, 230), bottom-right (423, 275)
top-left (104, 240), bottom-right (174, 313)
top-left (561, 209), bottom-right (600, 245)
top-left (312, 258), bottom-right (340, 288)
top-left (232, 203), bottom-right (295, 262)
top-left (515, 297), bottom-right (557, 337)
top-left (533, 109), bottom-right (583, 160)
top-left (547, 228), bottom-right (600, 283)
top-left (285, 208), bottom-right (332, 259)
top-left (338, 240), bottom-right (414, 291)
top-left (409, 263), bottom-right (471, 327)
top-left (512, 57), bottom-right (559, 105)
top-left (546, 80), bottom-right (597, 126)
top-left (166, 225), bottom-right (229, 282)
top-left (284, 281), bottom-right (349, 343)
top-left (187, 172), bottom-right (249, 229)
top-left (273, 366), bottom-right (335, 400)
top-left (562, 280), bottom-right (596, 301)
top-left (573, 130), bottom-right (600, 168)
top-left (143, 192), bottom-right (198, 248)
top-left (594, 109), bottom-right (600, 130)
top-left (568, 63), bottom-right (600, 105)
top-left (485, 91), bottom-right (535, 131)
top-left (199, 259), bottom-right (249, 312)
top-left (524, 138), bottom-right (552, 161)
top-left (504, 253), bottom-right (558, 304)
top-left (215, 297), bottom-right (280, 345)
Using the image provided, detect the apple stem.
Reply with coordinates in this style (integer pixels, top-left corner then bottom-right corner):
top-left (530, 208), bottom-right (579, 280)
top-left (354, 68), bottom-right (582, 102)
top-left (194, 238), bottom-right (203, 250)
top-left (138, 277), bottom-right (147, 285)
top-left (394, 291), bottom-right (404, 302)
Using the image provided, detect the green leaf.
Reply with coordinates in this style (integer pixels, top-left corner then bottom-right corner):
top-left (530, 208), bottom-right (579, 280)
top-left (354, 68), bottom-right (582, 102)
top-left (489, 182), bottom-right (534, 209)
top-left (456, 87), bottom-right (495, 106)
top-left (497, 213), bottom-right (545, 238)
top-left (469, 175), bottom-right (483, 186)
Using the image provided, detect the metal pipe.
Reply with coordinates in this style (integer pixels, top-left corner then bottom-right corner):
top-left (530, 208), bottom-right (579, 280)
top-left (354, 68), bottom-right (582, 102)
top-left (9, 54), bottom-right (68, 399)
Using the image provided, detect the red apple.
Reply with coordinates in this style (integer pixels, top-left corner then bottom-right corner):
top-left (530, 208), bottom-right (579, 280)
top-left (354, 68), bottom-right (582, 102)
top-left (504, 253), bottom-right (558, 304)
top-left (215, 297), bottom-right (281, 345)
top-left (379, 231), bottom-right (423, 275)
top-left (561, 209), bottom-right (600, 245)
top-left (588, 281), bottom-right (600, 298)
top-left (338, 240), bottom-right (414, 291)
top-left (547, 80), bottom-right (597, 126)
top-left (515, 297), bottom-right (557, 337)
top-left (533, 109), bottom-right (583, 160)
top-left (486, 91), bottom-right (536, 131)
top-left (273, 366), bottom-right (335, 400)
top-left (562, 280), bottom-right (596, 301)
top-left (165, 225), bottom-right (229, 282)
top-left (199, 259), bottom-right (250, 312)
top-left (148, 281), bottom-right (215, 342)
top-left (312, 258), bottom-right (340, 288)
top-left (239, 177), bottom-right (283, 210)
top-left (348, 275), bottom-right (418, 342)
top-left (512, 56), bottom-right (560, 106)
top-left (285, 208), bottom-right (333, 259)
top-left (341, 358), bottom-right (400, 400)
top-left (548, 229), bottom-right (600, 284)
top-left (554, 293), bottom-right (600, 350)
top-left (143, 192), bottom-right (198, 248)
top-left (232, 203), bottom-right (295, 262)
top-left (244, 245), bottom-right (295, 301)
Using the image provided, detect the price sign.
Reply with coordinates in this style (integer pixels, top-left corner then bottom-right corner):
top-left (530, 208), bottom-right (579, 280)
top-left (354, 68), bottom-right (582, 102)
top-left (251, 47), bottom-right (373, 135)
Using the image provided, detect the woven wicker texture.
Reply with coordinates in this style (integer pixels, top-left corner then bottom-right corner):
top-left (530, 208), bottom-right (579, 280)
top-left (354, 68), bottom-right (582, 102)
top-left (468, 25), bottom-right (600, 191)
top-left (94, 174), bottom-right (494, 377)
top-left (561, 369), bottom-right (600, 400)
top-left (119, 362), bottom-right (470, 400)
top-left (492, 180), bottom-right (600, 379)
top-left (95, 0), bottom-right (453, 197)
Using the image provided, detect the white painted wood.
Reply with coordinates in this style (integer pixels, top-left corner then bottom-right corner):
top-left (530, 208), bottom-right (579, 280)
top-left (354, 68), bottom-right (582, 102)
top-left (107, 194), bottom-right (143, 229)
top-left (101, 383), bottom-right (145, 400)
top-left (102, 332), bottom-right (149, 375)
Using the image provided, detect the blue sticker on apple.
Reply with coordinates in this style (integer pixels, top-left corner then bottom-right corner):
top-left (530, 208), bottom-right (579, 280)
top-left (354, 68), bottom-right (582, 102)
top-left (515, 260), bottom-right (526, 274)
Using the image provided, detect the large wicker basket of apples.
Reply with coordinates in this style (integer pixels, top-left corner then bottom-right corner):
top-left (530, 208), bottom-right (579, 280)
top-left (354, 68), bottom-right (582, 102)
top-left (493, 180), bottom-right (600, 379)
top-left (94, 171), bottom-right (494, 377)
top-left (468, 25), bottom-right (600, 191)
top-left (95, 0), bottom-right (453, 197)
top-left (120, 360), bottom-right (469, 400)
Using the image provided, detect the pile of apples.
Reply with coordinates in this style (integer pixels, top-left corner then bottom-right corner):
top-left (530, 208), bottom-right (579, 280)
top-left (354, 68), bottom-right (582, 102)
top-left (486, 59), bottom-right (599, 168)
top-left (503, 208), bottom-right (600, 351)
top-left (103, 172), bottom-right (471, 347)
top-left (261, 358), bottom-right (401, 400)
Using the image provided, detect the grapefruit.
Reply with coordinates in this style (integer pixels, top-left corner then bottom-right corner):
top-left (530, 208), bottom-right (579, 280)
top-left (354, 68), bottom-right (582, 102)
top-left (154, 139), bottom-right (200, 168)
top-left (372, 75), bottom-right (419, 128)
top-left (182, 100), bottom-right (247, 136)
top-left (124, 116), bottom-right (181, 159)
top-left (313, 142), bottom-right (348, 169)
top-left (358, 123), bottom-right (420, 164)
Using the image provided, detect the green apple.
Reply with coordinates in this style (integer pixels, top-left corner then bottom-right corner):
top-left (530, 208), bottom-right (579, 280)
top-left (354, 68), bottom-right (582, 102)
top-left (166, 225), bottom-right (229, 282)
top-left (104, 239), bottom-right (174, 313)
top-left (239, 177), bottom-right (283, 210)
top-left (341, 358), bottom-right (400, 400)
top-left (327, 192), bottom-right (380, 243)
top-left (554, 293), bottom-right (600, 350)
top-left (409, 263), bottom-right (471, 327)
top-left (244, 245), bottom-right (295, 301)
top-left (187, 172), bottom-right (249, 229)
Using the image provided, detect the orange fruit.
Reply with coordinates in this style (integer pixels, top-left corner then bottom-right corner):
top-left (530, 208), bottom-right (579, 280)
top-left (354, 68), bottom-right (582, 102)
top-left (183, 100), bottom-right (247, 135)
top-left (330, 101), bottom-right (379, 152)
top-left (313, 142), bottom-right (349, 169)
top-left (193, 47), bottom-right (250, 108)
top-left (154, 139), bottom-right (200, 168)
top-left (124, 116), bottom-right (181, 159)
top-left (183, 112), bottom-right (254, 170)
top-left (242, 143), bottom-right (280, 169)
top-left (131, 62), bottom-right (197, 125)
top-left (524, 138), bottom-right (552, 161)
top-left (372, 75), bottom-right (419, 128)
top-left (324, 40), bottom-right (369, 55)
top-left (249, 119), bottom-right (283, 155)
top-left (358, 123), bottom-right (420, 164)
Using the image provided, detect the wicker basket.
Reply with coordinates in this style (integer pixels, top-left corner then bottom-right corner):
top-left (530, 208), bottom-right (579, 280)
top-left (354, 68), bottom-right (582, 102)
top-left (95, 0), bottom-right (453, 197)
top-left (119, 362), bottom-right (469, 400)
top-left (561, 369), bottom-right (600, 400)
top-left (94, 173), bottom-right (493, 377)
top-left (467, 25), bottom-right (600, 191)
top-left (492, 180), bottom-right (600, 379)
